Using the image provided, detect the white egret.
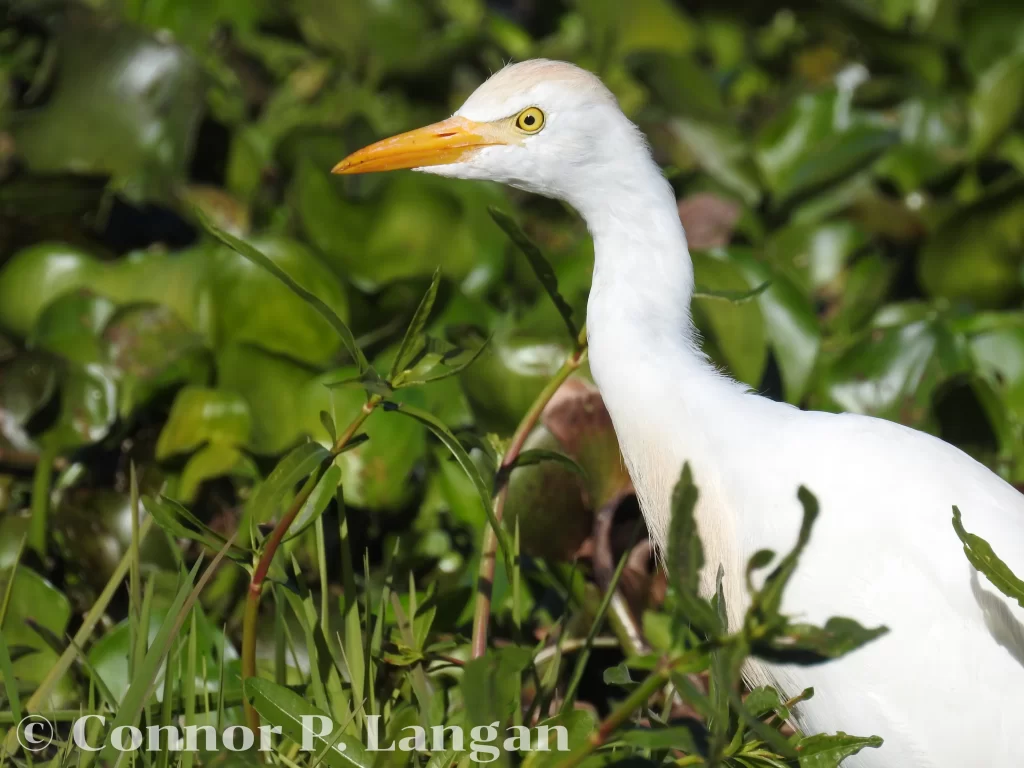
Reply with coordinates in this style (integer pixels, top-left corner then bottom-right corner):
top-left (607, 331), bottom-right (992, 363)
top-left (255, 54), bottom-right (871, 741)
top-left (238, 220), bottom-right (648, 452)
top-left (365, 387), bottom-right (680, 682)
top-left (333, 59), bottom-right (1024, 766)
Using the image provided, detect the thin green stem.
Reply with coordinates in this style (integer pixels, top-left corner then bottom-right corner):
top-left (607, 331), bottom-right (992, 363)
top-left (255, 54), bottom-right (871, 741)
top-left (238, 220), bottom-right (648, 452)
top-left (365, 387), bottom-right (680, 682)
top-left (241, 396), bottom-right (381, 734)
top-left (561, 520), bottom-right (645, 712)
top-left (557, 657), bottom-right (673, 768)
top-left (470, 327), bottom-right (588, 659)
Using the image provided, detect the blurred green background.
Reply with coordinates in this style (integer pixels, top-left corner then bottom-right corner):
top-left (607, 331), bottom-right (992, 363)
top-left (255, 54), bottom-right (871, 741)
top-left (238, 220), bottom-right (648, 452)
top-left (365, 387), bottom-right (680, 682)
top-left (2, 0), bottom-right (1024, 753)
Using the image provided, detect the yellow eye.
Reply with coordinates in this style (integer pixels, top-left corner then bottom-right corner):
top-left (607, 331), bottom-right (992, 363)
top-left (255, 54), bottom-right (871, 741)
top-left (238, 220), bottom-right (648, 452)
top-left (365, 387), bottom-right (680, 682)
top-left (514, 107), bottom-right (545, 133)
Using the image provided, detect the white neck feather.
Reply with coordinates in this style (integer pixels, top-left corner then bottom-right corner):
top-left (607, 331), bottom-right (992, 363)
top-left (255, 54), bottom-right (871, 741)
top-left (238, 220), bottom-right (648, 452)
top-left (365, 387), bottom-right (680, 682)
top-left (580, 148), bottom-right (750, 586)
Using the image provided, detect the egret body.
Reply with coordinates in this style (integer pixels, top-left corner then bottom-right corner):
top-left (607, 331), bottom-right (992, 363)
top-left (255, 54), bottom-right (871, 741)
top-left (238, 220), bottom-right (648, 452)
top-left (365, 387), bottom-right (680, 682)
top-left (335, 59), bottom-right (1024, 767)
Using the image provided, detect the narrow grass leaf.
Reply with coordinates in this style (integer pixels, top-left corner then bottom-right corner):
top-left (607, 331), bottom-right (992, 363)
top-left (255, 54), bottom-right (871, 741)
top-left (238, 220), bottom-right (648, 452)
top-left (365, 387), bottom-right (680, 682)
top-left (100, 534), bottom-right (236, 767)
top-left (386, 401), bottom-right (514, 570)
top-left (489, 207), bottom-right (578, 345)
top-left (390, 268), bottom-right (442, 380)
top-left (693, 281), bottom-right (771, 304)
top-left (195, 209), bottom-right (369, 372)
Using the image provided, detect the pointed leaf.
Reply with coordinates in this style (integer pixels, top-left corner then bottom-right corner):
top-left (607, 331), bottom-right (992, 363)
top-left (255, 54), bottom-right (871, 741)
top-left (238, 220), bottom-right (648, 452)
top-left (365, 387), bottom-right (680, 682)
top-left (493, 448), bottom-right (586, 495)
top-left (796, 732), bottom-right (883, 767)
top-left (666, 463), bottom-right (722, 636)
top-left (195, 209), bottom-right (369, 372)
top-left (489, 207), bottom-right (579, 345)
top-left (385, 401), bottom-right (513, 570)
top-left (244, 677), bottom-right (370, 768)
top-left (390, 268), bottom-right (442, 380)
top-left (952, 506), bottom-right (1024, 608)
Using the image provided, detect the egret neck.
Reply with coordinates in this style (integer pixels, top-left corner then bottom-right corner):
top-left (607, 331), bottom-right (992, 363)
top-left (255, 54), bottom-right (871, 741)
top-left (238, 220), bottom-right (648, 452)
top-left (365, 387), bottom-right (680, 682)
top-left (579, 147), bottom-right (750, 597)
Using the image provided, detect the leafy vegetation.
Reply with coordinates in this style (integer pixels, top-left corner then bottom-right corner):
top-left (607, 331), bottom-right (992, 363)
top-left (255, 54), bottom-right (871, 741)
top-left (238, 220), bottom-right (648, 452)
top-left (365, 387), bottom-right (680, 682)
top-left (2, 0), bottom-right (1024, 766)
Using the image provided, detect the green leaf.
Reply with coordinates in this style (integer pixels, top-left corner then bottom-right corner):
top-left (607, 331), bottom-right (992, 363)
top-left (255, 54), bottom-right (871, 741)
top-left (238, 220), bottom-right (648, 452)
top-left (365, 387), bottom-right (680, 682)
top-left (196, 209), bottom-right (369, 372)
top-left (489, 208), bottom-right (579, 345)
top-left (666, 463), bottom-right (722, 636)
top-left (393, 334), bottom-right (490, 388)
top-left (603, 662), bottom-right (634, 686)
top-left (668, 117), bottom-right (761, 205)
top-left (969, 49), bottom-right (1024, 156)
top-left (692, 280), bottom-right (771, 304)
top-left (283, 465), bottom-right (342, 543)
top-left (246, 441), bottom-right (330, 526)
top-left (98, 543), bottom-right (231, 767)
top-left (244, 677), bottom-right (370, 768)
top-left (692, 251), bottom-right (768, 386)
top-left (493, 448), bottom-right (586, 495)
top-left (461, 645), bottom-right (533, 730)
top-left (952, 506), bottom-right (1024, 608)
top-left (8, 11), bottom-right (204, 202)
top-left (796, 732), bottom-right (883, 767)
top-left (727, 250), bottom-right (821, 404)
top-left (390, 268), bottom-right (442, 380)
top-left (756, 91), bottom-right (896, 205)
top-left (156, 387), bottom-right (252, 459)
top-left (143, 494), bottom-right (251, 561)
top-left (618, 725), bottom-right (701, 752)
top-left (385, 401), bottom-right (514, 570)
top-left (754, 617), bottom-right (888, 665)
top-left (210, 234), bottom-right (351, 367)
top-left (753, 486), bottom-right (819, 622)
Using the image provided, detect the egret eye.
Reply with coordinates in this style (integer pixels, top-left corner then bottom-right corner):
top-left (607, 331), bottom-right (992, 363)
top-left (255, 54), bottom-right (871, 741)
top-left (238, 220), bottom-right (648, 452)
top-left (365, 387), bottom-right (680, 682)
top-left (514, 107), bottom-right (545, 134)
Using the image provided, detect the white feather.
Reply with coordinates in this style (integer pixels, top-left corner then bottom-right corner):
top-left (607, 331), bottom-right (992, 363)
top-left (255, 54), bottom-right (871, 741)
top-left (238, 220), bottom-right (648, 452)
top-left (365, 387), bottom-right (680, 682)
top-left (425, 59), bottom-right (1024, 767)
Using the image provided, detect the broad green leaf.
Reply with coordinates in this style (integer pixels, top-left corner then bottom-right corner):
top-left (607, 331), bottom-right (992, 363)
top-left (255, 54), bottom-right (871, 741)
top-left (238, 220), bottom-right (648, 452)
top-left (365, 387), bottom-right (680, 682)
top-left (756, 91), bottom-right (896, 205)
top-left (156, 387), bottom-right (252, 459)
top-left (9, 10), bottom-right (204, 201)
top-left (38, 364), bottom-right (117, 450)
top-left (197, 210), bottom-right (368, 372)
top-left (754, 618), bottom-right (888, 665)
top-left (210, 233), bottom-right (351, 366)
top-left (668, 117), bottom-right (761, 205)
top-left (727, 250), bottom-right (821, 404)
top-left (30, 290), bottom-right (115, 366)
top-left (0, 243), bottom-right (103, 338)
top-left (102, 304), bottom-right (211, 418)
top-left (969, 50), bottom-right (1024, 156)
top-left (692, 250), bottom-right (767, 386)
top-left (461, 645), bottom-right (533, 730)
top-left (796, 732), bottom-right (883, 767)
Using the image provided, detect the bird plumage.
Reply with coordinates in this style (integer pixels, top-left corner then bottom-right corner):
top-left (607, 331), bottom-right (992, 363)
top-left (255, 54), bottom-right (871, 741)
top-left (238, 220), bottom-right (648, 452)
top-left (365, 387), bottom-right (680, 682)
top-left (336, 58), bottom-right (1024, 767)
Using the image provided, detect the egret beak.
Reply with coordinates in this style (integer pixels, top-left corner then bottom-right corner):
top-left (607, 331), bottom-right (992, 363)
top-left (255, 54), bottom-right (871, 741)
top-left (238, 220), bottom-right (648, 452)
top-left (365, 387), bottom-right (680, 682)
top-left (332, 116), bottom-right (503, 175)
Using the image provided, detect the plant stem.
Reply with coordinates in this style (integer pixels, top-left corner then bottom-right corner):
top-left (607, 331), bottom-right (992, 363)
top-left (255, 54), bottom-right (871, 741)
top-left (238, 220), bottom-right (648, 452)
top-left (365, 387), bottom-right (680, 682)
top-left (470, 327), bottom-right (588, 659)
top-left (557, 656), bottom-right (673, 768)
top-left (242, 396), bottom-right (381, 733)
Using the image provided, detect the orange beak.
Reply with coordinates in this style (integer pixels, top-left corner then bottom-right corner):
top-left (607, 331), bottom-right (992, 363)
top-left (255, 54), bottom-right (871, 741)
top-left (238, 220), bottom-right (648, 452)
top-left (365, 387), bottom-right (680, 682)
top-left (332, 116), bottom-right (504, 175)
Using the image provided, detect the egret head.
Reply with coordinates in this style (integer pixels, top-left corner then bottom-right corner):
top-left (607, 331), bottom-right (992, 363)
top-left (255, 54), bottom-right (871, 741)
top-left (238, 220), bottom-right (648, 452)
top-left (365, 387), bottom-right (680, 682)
top-left (333, 59), bottom-right (655, 211)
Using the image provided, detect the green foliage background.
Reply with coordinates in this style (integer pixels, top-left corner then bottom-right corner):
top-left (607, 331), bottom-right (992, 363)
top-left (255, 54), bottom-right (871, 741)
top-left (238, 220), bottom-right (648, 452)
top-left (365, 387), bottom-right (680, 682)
top-left (1, 0), bottom-right (1024, 765)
